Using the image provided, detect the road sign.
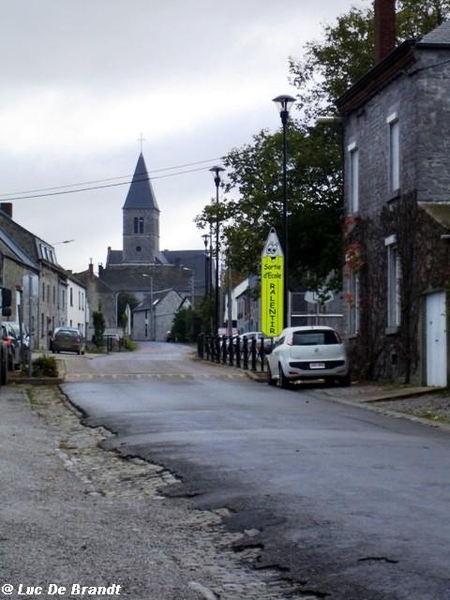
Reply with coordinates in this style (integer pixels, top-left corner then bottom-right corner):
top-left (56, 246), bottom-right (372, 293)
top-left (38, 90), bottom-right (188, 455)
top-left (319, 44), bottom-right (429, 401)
top-left (261, 228), bottom-right (284, 337)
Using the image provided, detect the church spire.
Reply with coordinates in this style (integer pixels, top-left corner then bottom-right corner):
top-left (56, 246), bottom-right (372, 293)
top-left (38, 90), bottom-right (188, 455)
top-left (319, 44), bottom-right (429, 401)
top-left (122, 153), bottom-right (160, 264)
top-left (123, 153), bottom-right (159, 211)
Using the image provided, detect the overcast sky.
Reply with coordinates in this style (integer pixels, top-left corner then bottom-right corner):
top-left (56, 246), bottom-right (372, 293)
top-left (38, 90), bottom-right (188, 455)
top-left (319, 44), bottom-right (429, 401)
top-left (0, 0), bottom-right (368, 274)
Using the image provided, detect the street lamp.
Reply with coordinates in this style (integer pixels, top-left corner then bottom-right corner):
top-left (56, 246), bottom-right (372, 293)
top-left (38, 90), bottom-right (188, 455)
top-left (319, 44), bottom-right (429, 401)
top-left (51, 239), bottom-right (75, 245)
top-left (209, 165), bottom-right (225, 335)
top-left (201, 234), bottom-right (209, 300)
top-left (272, 94), bottom-right (296, 328)
top-left (142, 272), bottom-right (154, 340)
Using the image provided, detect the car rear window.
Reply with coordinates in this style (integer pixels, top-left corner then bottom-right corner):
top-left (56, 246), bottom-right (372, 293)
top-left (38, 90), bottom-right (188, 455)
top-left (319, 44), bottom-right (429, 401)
top-left (57, 330), bottom-right (79, 338)
top-left (292, 330), bottom-right (340, 346)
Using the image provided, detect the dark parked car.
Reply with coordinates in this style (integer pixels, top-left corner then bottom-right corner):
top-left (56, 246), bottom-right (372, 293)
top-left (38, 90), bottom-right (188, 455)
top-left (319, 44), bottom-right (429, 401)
top-left (1, 321), bottom-right (22, 370)
top-left (51, 327), bottom-right (85, 355)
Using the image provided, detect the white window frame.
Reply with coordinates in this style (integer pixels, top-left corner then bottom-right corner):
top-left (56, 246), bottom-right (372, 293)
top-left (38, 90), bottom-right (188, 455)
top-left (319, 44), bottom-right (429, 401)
top-left (385, 234), bottom-right (401, 328)
top-left (387, 112), bottom-right (400, 193)
top-left (347, 141), bottom-right (359, 213)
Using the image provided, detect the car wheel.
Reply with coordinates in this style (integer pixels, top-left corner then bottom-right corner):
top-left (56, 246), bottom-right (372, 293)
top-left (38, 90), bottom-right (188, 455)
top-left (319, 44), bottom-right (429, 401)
top-left (338, 373), bottom-right (351, 387)
top-left (267, 363), bottom-right (277, 386)
top-left (278, 364), bottom-right (290, 389)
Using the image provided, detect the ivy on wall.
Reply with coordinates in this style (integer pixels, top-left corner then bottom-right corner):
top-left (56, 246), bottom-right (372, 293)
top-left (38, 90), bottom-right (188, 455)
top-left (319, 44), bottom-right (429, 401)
top-left (344, 191), bottom-right (450, 383)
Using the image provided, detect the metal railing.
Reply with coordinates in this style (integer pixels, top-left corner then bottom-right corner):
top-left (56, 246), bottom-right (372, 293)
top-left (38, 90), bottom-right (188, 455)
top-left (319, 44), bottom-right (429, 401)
top-left (197, 334), bottom-right (270, 373)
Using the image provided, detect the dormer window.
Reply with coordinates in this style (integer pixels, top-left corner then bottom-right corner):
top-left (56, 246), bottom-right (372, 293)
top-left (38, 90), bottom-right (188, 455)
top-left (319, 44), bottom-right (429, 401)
top-left (39, 243), bottom-right (56, 264)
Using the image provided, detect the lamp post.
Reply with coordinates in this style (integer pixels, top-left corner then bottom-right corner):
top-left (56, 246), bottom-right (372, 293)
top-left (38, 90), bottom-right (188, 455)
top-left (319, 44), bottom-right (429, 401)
top-left (209, 165), bottom-right (225, 335)
top-left (273, 94), bottom-right (296, 328)
top-left (201, 233), bottom-right (209, 301)
top-left (142, 272), bottom-right (154, 340)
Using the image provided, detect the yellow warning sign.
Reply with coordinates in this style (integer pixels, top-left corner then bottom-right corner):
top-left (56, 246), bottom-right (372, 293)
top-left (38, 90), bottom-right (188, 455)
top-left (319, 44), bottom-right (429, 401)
top-left (261, 229), bottom-right (284, 337)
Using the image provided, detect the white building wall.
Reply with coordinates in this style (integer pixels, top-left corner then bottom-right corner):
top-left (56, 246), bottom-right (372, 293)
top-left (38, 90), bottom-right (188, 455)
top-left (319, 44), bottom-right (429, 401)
top-left (66, 278), bottom-right (89, 337)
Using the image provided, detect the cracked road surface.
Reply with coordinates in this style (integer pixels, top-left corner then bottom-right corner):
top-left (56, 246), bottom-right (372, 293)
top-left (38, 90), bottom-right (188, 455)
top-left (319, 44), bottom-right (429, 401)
top-left (61, 342), bottom-right (450, 600)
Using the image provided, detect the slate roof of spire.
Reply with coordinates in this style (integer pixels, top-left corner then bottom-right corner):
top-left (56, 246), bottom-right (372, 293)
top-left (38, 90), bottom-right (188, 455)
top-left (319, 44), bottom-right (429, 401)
top-left (418, 20), bottom-right (450, 46)
top-left (122, 153), bottom-right (159, 211)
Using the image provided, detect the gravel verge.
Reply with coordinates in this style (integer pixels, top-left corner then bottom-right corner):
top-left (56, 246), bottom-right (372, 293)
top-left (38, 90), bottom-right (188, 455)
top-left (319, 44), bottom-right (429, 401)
top-left (1, 384), bottom-right (317, 600)
top-left (371, 391), bottom-right (450, 424)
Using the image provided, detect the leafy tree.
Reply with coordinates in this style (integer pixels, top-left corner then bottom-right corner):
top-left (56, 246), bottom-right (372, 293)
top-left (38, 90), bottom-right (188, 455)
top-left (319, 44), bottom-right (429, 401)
top-left (196, 120), bottom-right (343, 292)
top-left (92, 310), bottom-right (105, 347)
top-left (116, 292), bottom-right (139, 331)
top-left (196, 0), bottom-right (450, 295)
top-left (289, 0), bottom-right (450, 122)
top-left (171, 306), bottom-right (204, 342)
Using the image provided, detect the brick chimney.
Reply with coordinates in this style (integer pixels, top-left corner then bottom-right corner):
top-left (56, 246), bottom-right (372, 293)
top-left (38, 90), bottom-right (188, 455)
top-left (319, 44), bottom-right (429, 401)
top-left (0, 202), bottom-right (13, 218)
top-left (374, 0), bottom-right (396, 63)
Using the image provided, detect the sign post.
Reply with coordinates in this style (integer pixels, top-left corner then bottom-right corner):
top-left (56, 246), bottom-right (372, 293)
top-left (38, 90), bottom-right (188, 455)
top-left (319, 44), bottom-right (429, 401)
top-left (261, 228), bottom-right (284, 338)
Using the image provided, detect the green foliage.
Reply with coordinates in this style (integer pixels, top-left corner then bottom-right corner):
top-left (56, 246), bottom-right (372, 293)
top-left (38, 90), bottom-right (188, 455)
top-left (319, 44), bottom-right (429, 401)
top-left (117, 292), bottom-right (139, 330)
top-left (171, 306), bottom-right (205, 342)
top-left (122, 338), bottom-right (137, 351)
top-left (288, 0), bottom-right (450, 122)
top-left (397, 0), bottom-right (450, 39)
top-left (119, 312), bottom-right (128, 332)
top-left (196, 0), bottom-right (450, 299)
top-left (32, 355), bottom-right (58, 378)
top-left (92, 310), bottom-right (105, 347)
top-left (197, 297), bottom-right (214, 335)
top-left (289, 6), bottom-right (375, 122)
top-left (196, 123), bottom-right (343, 292)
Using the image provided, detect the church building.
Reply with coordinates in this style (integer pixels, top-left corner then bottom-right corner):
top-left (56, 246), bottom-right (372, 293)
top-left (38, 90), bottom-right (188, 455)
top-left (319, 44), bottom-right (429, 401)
top-left (75, 154), bottom-right (206, 341)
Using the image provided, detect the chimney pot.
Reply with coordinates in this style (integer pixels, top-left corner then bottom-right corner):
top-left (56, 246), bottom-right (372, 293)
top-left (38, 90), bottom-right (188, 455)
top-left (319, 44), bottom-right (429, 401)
top-left (375, 0), bottom-right (396, 63)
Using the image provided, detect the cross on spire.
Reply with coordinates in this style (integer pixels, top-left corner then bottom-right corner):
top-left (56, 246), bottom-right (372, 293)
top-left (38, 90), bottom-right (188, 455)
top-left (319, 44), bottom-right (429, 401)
top-left (137, 133), bottom-right (146, 153)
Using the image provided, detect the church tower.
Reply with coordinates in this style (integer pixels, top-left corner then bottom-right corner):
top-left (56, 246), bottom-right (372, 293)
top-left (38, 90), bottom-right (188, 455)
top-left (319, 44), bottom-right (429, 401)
top-left (122, 153), bottom-right (160, 263)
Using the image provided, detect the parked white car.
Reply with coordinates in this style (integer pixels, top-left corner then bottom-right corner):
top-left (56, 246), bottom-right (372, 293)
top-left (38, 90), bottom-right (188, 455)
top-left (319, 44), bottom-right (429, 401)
top-left (266, 326), bottom-right (350, 388)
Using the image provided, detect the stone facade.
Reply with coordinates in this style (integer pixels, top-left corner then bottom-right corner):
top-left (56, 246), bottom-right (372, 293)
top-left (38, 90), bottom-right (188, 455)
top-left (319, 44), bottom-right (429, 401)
top-left (76, 154), bottom-right (201, 340)
top-left (0, 207), bottom-right (89, 351)
top-left (132, 290), bottom-right (190, 341)
top-left (337, 24), bottom-right (450, 384)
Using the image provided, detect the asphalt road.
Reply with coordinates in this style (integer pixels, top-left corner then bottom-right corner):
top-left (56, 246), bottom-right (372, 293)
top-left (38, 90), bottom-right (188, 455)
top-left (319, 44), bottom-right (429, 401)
top-left (62, 342), bottom-right (450, 600)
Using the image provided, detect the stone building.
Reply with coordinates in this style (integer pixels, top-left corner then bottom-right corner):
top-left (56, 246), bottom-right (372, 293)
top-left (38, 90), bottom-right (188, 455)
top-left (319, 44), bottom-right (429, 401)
top-left (76, 153), bottom-right (205, 341)
top-left (337, 0), bottom-right (450, 385)
top-left (0, 203), bottom-right (89, 350)
top-left (133, 289), bottom-right (190, 341)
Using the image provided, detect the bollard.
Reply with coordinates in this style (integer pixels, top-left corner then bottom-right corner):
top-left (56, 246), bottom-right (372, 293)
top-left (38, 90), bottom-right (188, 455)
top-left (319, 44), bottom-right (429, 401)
top-left (215, 336), bottom-right (221, 364)
top-left (250, 337), bottom-right (257, 371)
top-left (242, 336), bottom-right (249, 370)
top-left (221, 335), bottom-right (227, 364)
top-left (235, 336), bottom-right (241, 368)
top-left (228, 335), bottom-right (234, 366)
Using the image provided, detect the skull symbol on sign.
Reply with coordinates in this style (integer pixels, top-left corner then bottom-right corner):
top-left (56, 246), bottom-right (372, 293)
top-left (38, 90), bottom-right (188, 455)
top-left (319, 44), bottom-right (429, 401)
top-left (266, 241), bottom-right (278, 259)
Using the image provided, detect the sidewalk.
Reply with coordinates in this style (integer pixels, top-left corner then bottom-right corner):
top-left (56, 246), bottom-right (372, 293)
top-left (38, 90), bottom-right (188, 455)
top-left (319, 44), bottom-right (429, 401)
top-left (245, 367), bottom-right (450, 429)
top-left (0, 382), bottom-right (316, 600)
top-left (0, 385), bottom-right (211, 599)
